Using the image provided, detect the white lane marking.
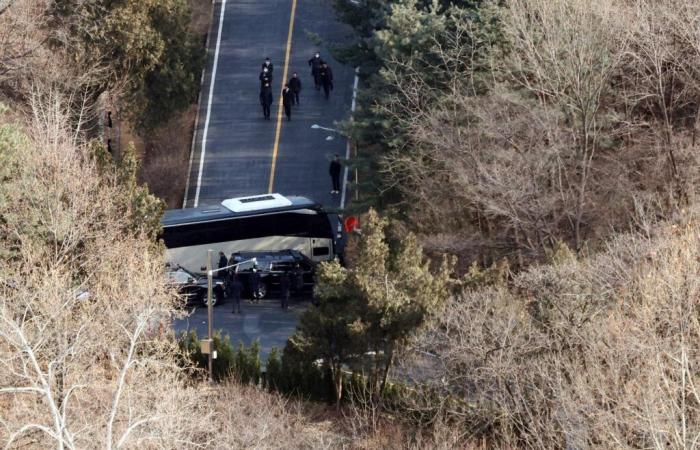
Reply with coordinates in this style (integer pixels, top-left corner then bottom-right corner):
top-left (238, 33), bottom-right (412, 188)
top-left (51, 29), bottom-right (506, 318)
top-left (340, 67), bottom-right (360, 210)
top-left (194, 0), bottom-right (227, 208)
top-left (183, 28), bottom-right (211, 209)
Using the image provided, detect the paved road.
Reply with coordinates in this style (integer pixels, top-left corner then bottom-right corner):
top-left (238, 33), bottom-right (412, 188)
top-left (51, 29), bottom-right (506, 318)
top-left (184, 0), bottom-right (356, 209)
top-left (173, 298), bottom-right (308, 364)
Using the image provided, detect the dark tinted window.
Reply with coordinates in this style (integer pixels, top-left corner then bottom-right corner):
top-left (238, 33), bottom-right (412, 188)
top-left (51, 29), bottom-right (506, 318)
top-left (162, 212), bottom-right (333, 249)
top-left (312, 246), bottom-right (330, 256)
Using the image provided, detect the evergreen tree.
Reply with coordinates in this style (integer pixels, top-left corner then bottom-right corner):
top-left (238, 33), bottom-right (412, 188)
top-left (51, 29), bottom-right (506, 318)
top-left (48, 0), bottom-right (204, 130)
top-left (289, 209), bottom-right (454, 405)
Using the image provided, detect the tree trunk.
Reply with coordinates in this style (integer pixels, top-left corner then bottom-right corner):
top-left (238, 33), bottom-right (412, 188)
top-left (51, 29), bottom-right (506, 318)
top-left (332, 363), bottom-right (343, 410)
top-left (379, 347), bottom-right (394, 396)
top-left (0, 0), bottom-right (14, 16)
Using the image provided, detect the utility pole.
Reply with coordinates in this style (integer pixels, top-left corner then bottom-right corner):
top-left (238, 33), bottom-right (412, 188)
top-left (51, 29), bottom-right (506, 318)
top-left (200, 252), bottom-right (256, 384)
top-left (206, 249), bottom-right (214, 383)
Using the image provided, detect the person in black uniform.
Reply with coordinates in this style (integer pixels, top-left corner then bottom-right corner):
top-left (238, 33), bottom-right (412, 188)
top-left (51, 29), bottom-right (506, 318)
top-left (230, 274), bottom-right (243, 314)
top-left (308, 52), bottom-right (323, 90)
top-left (217, 251), bottom-right (228, 271)
top-left (260, 83), bottom-right (273, 120)
top-left (329, 154), bottom-right (342, 194)
top-left (282, 84), bottom-right (293, 121)
top-left (279, 271), bottom-right (291, 310)
top-left (259, 67), bottom-right (272, 88)
top-left (288, 72), bottom-right (301, 106)
top-left (319, 62), bottom-right (333, 100)
top-left (292, 263), bottom-right (304, 296)
top-left (261, 57), bottom-right (273, 74)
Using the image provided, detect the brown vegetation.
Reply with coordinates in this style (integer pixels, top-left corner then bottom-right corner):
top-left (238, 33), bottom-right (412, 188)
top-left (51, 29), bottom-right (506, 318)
top-left (411, 213), bottom-right (700, 448)
top-left (379, 0), bottom-right (700, 266)
top-left (0, 94), bottom-right (347, 449)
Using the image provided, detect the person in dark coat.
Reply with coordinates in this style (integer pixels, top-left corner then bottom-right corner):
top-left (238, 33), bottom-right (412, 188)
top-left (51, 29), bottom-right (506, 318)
top-left (259, 67), bottom-right (272, 88)
top-left (282, 84), bottom-right (293, 121)
top-left (288, 72), bottom-right (301, 106)
top-left (217, 251), bottom-right (228, 270)
top-left (261, 57), bottom-right (273, 74)
top-left (260, 83), bottom-right (273, 120)
top-left (319, 62), bottom-right (333, 100)
top-left (329, 154), bottom-right (342, 194)
top-left (279, 271), bottom-right (291, 310)
top-left (230, 274), bottom-right (243, 314)
top-left (308, 52), bottom-right (323, 90)
top-left (249, 267), bottom-right (261, 302)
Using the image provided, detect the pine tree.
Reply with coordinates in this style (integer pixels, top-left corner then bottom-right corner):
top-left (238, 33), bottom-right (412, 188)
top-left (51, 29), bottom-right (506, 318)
top-left (289, 209), bottom-right (454, 405)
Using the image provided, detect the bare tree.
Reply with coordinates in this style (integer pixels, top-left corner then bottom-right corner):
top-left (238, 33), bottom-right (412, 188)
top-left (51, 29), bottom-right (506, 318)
top-left (416, 214), bottom-right (700, 448)
top-left (503, 0), bottom-right (628, 251)
top-left (0, 91), bottom-right (206, 449)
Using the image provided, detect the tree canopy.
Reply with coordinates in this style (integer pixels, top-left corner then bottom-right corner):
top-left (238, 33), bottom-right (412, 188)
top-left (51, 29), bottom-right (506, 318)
top-left (289, 209), bottom-right (454, 405)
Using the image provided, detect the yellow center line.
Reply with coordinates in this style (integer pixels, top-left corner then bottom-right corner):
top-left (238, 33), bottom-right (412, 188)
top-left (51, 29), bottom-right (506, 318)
top-left (268, 0), bottom-right (298, 193)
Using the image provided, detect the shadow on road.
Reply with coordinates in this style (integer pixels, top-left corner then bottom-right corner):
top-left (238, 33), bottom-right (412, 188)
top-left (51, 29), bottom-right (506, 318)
top-left (173, 297), bottom-right (309, 362)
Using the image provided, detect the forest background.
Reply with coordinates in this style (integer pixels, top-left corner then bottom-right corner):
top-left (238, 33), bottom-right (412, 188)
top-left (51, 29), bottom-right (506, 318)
top-left (2, 0), bottom-right (700, 448)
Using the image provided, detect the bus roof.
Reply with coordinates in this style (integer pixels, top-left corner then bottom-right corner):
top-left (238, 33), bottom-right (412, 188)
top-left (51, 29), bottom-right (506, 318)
top-left (161, 194), bottom-right (321, 227)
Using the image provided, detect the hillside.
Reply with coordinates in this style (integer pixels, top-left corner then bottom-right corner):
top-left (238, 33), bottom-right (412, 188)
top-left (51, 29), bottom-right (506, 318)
top-left (2, 0), bottom-right (700, 449)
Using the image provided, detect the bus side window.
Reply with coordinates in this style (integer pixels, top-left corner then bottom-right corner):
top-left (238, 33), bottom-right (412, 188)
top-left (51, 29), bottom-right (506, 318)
top-left (312, 246), bottom-right (330, 257)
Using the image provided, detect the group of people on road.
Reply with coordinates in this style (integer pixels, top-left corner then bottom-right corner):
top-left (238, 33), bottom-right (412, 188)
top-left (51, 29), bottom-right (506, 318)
top-left (258, 52), bottom-right (334, 122)
top-left (258, 53), bottom-right (343, 195)
top-left (217, 251), bottom-right (303, 314)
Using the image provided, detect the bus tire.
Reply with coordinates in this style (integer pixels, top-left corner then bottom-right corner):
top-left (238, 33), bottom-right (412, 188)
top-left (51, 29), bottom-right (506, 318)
top-left (200, 290), bottom-right (222, 307)
top-left (256, 282), bottom-right (267, 300)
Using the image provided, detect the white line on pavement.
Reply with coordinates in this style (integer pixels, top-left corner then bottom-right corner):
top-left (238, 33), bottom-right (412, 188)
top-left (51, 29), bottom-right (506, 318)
top-left (340, 67), bottom-right (360, 210)
top-left (183, 26), bottom-right (212, 209)
top-left (194, 0), bottom-right (227, 208)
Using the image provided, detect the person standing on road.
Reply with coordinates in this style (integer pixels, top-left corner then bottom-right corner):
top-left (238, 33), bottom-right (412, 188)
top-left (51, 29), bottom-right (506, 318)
top-left (230, 274), bottom-right (243, 314)
top-left (308, 52), bottom-right (323, 90)
top-left (329, 154), bottom-right (342, 194)
top-left (292, 263), bottom-right (304, 296)
top-left (288, 72), bottom-right (301, 106)
top-left (261, 57), bottom-right (273, 74)
top-left (259, 66), bottom-right (272, 88)
top-left (218, 251), bottom-right (228, 271)
top-left (319, 62), bottom-right (333, 100)
top-left (260, 83), bottom-right (273, 120)
top-left (280, 271), bottom-right (291, 310)
top-left (282, 84), bottom-right (293, 121)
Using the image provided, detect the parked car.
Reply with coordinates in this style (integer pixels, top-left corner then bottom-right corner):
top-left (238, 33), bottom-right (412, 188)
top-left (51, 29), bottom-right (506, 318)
top-left (166, 265), bottom-right (225, 307)
top-left (229, 250), bottom-right (316, 299)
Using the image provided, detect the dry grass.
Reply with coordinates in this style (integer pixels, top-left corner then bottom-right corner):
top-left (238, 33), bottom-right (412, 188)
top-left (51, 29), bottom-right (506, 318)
top-left (138, 105), bottom-right (198, 208)
top-left (412, 210), bottom-right (700, 448)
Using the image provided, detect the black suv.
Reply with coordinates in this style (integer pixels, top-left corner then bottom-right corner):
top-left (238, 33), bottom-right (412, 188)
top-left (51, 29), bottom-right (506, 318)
top-left (229, 250), bottom-right (316, 299)
top-left (166, 265), bottom-right (226, 307)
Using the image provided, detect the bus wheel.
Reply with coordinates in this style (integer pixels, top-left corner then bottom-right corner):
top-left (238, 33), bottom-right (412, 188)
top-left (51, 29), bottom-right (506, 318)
top-left (200, 291), bottom-right (219, 307)
top-left (256, 282), bottom-right (267, 299)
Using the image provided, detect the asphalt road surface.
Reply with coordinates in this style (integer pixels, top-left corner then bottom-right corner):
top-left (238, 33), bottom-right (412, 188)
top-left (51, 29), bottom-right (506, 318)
top-left (184, 0), bottom-right (356, 209)
top-left (173, 298), bottom-right (307, 364)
